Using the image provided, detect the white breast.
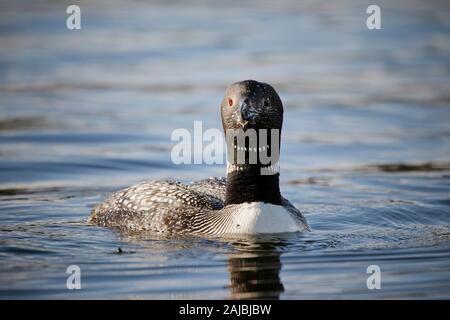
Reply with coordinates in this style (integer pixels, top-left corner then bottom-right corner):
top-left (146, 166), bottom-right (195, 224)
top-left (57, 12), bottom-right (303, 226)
top-left (218, 202), bottom-right (307, 234)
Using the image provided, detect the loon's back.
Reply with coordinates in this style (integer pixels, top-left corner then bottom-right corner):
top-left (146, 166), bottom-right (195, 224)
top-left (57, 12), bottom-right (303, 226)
top-left (89, 177), bottom-right (308, 234)
top-left (89, 178), bottom-right (224, 233)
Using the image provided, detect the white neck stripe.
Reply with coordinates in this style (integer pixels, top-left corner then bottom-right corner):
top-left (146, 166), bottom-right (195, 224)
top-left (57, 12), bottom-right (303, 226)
top-left (226, 161), bottom-right (280, 175)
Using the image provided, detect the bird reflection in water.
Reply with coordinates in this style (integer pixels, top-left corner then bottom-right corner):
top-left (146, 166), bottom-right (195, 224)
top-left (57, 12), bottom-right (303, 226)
top-left (226, 236), bottom-right (288, 299)
top-left (116, 231), bottom-right (294, 299)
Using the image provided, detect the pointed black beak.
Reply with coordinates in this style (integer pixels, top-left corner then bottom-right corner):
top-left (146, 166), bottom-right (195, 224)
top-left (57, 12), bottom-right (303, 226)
top-left (238, 98), bottom-right (251, 129)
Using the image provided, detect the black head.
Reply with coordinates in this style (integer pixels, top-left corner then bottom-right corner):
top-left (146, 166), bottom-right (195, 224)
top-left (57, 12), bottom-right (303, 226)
top-left (221, 80), bottom-right (283, 132)
top-left (221, 81), bottom-right (284, 205)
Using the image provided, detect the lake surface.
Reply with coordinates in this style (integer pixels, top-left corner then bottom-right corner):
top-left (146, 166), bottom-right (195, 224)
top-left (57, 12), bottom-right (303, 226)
top-left (0, 0), bottom-right (450, 299)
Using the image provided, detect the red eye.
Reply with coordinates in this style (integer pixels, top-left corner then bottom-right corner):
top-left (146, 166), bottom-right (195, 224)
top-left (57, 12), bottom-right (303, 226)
top-left (228, 98), bottom-right (233, 107)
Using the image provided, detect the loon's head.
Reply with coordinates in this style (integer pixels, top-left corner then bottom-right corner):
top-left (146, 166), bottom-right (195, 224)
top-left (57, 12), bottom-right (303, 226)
top-left (221, 80), bottom-right (285, 205)
top-left (221, 80), bottom-right (283, 132)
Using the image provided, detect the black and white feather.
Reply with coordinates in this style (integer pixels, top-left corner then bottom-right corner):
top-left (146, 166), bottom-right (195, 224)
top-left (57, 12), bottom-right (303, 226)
top-left (89, 177), bottom-right (308, 234)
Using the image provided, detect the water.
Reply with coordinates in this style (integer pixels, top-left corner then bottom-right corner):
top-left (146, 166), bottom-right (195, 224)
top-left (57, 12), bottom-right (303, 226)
top-left (1, 0), bottom-right (450, 299)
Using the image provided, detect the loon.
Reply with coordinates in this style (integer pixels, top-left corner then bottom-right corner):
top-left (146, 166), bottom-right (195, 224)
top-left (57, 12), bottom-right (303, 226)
top-left (88, 80), bottom-right (309, 235)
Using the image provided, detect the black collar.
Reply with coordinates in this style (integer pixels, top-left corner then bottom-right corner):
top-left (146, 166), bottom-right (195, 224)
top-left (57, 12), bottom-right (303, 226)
top-left (225, 166), bottom-right (282, 205)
